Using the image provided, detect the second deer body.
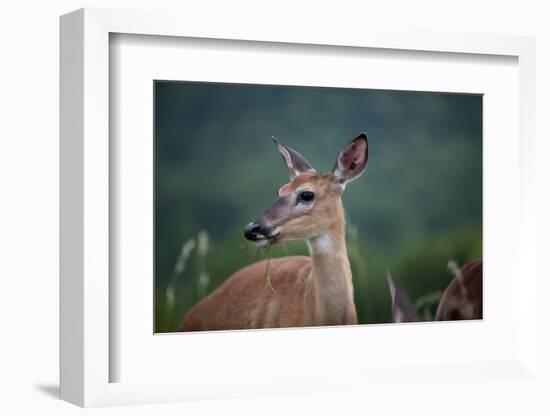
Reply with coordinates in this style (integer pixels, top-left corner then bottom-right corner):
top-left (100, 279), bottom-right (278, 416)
top-left (180, 134), bottom-right (369, 331)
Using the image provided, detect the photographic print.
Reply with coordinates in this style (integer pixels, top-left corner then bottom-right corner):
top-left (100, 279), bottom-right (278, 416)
top-left (154, 81), bottom-right (482, 333)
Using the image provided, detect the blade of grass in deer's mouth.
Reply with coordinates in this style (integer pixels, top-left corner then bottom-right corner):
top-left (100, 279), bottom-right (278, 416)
top-left (264, 246), bottom-right (275, 293)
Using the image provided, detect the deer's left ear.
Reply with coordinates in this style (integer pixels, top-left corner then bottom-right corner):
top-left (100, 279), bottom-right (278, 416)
top-left (272, 137), bottom-right (315, 179)
top-left (332, 133), bottom-right (369, 187)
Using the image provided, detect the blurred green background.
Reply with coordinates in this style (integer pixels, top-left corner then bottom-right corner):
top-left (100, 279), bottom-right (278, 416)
top-left (154, 81), bottom-right (482, 332)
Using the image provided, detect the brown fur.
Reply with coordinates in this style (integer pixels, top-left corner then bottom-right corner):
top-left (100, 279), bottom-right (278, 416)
top-left (180, 256), bottom-right (316, 331)
top-left (435, 260), bottom-right (482, 321)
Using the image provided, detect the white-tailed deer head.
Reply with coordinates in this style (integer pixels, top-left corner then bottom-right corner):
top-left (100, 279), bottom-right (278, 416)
top-left (435, 260), bottom-right (482, 321)
top-left (244, 133), bottom-right (368, 247)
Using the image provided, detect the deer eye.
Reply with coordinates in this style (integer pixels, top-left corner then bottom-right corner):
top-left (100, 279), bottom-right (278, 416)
top-left (298, 191), bottom-right (315, 202)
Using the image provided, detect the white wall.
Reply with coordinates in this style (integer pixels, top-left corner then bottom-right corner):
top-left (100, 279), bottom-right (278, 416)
top-left (1, 1), bottom-right (548, 414)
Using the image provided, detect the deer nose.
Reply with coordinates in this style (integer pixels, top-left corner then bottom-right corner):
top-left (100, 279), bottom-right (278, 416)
top-left (244, 222), bottom-right (264, 240)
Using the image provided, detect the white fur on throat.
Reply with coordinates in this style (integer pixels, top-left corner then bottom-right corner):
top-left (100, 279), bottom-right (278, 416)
top-left (308, 233), bottom-right (333, 254)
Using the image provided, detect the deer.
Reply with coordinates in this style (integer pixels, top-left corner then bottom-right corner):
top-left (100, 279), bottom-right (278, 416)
top-left (387, 260), bottom-right (482, 323)
top-left (179, 133), bottom-right (369, 331)
top-left (434, 260), bottom-right (482, 321)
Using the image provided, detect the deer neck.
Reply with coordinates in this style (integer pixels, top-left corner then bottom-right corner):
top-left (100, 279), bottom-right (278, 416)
top-left (307, 209), bottom-right (354, 325)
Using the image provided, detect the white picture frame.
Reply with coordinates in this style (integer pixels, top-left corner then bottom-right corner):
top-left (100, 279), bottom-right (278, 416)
top-left (60, 7), bottom-right (538, 408)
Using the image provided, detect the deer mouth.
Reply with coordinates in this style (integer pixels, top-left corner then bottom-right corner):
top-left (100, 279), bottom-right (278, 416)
top-left (268, 231), bottom-right (281, 244)
top-left (244, 222), bottom-right (281, 247)
top-left (252, 237), bottom-right (269, 248)
top-left (253, 232), bottom-right (281, 248)
top-left (247, 233), bottom-right (280, 249)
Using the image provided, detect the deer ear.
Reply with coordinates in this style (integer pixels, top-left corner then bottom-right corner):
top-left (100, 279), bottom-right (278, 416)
top-left (272, 137), bottom-right (315, 179)
top-left (332, 133), bottom-right (368, 188)
top-left (387, 271), bottom-right (419, 323)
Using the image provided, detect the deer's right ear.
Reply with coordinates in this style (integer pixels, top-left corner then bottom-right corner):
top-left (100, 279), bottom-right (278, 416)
top-left (332, 133), bottom-right (368, 188)
top-left (272, 137), bottom-right (315, 179)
